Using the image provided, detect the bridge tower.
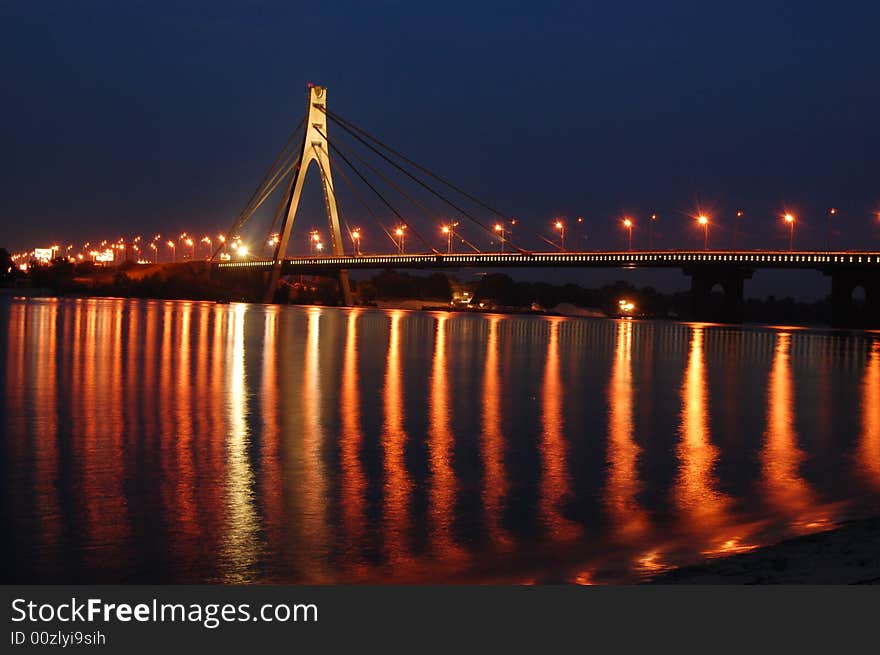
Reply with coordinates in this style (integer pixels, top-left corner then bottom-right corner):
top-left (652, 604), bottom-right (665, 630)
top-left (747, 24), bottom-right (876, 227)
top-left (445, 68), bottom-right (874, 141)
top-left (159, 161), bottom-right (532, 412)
top-left (265, 85), bottom-right (353, 304)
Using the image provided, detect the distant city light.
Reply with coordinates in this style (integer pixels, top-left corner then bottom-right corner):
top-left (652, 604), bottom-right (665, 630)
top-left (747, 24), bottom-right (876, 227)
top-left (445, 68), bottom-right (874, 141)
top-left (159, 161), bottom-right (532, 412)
top-left (33, 248), bottom-right (54, 263)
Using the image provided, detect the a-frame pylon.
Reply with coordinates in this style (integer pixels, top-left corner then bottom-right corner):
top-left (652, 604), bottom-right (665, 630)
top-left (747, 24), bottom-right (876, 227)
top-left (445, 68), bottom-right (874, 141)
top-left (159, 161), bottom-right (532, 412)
top-left (265, 85), bottom-right (352, 304)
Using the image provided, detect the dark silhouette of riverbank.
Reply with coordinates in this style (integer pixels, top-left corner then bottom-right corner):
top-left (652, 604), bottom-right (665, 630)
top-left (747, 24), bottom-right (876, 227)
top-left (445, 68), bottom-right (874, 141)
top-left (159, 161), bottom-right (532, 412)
top-left (649, 516), bottom-right (880, 584)
top-left (2, 251), bottom-right (834, 325)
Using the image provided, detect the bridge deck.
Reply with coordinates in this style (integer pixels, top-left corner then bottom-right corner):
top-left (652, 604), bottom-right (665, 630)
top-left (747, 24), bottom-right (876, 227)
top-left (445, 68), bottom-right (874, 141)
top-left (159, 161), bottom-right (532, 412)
top-left (216, 250), bottom-right (880, 272)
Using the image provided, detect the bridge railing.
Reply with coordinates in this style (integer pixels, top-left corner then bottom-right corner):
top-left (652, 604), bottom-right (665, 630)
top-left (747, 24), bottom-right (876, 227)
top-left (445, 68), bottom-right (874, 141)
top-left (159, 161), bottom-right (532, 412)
top-left (216, 249), bottom-right (880, 270)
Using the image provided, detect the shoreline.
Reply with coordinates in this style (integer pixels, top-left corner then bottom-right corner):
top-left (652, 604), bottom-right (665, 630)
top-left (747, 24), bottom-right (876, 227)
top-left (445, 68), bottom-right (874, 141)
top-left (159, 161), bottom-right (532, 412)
top-left (2, 294), bottom-right (865, 332)
top-left (648, 516), bottom-right (880, 584)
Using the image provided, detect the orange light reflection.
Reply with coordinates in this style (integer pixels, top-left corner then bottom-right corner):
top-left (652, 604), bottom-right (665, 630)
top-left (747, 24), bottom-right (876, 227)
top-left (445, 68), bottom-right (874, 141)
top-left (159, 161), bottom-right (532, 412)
top-left (606, 319), bottom-right (649, 540)
top-left (428, 314), bottom-right (465, 560)
top-left (761, 333), bottom-right (829, 534)
top-left (675, 326), bottom-right (740, 554)
top-left (382, 311), bottom-right (412, 567)
top-left (857, 341), bottom-right (880, 489)
top-left (539, 317), bottom-right (581, 540)
top-left (480, 316), bottom-right (511, 549)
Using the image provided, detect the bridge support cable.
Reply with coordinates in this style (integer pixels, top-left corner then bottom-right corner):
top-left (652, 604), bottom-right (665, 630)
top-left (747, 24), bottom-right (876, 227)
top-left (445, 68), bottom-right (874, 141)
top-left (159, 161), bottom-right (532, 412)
top-left (327, 150), bottom-right (400, 252)
top-left (238, 117), bottom-right (305, 217)
top-left (318, 128), bottom-right (436, 254)
top-left (323, 108), bottom-right (560, 253)
top-left (263, 163), bottom-right (300, 250)
top-left (326, 108), bottom-right (511, 219)
top-left (322, 111), bottom-right (505, 249)
top-left (311, 151), bottom-right (351, 249)
top-left (212, 118), bottom-right (305, 260)
top-left (318, 126), bottom-right (480, 252)
top-left (213, 153), bottom-right (302, 260)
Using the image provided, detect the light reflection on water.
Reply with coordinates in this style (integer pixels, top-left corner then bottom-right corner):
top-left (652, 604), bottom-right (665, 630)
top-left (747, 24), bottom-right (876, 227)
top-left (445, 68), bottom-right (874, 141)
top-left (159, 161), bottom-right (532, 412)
top-left (2, 297), bottom-right (880, 584)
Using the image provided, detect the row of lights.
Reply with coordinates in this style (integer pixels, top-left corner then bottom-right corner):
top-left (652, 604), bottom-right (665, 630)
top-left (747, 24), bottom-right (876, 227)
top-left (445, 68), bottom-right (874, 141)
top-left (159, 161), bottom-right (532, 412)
top-left (560, 208), bottom-right (880, 252)
top-left (14, 208), bottom-right (880, 265)
top-left (165, 208), bottom-right (866, 260)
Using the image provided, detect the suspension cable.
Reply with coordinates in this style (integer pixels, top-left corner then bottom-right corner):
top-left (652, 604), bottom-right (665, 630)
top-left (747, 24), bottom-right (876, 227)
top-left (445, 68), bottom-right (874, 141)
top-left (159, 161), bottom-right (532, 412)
top-left (316, 128), bottom-right (436, 253)
top-left (323, 129), bottom-right (472, 249)
top-left (327, 150), bottom-right (399, 252)
top-left (324, 108), bottom-right (562, 252)
top-left (263, 161), bottom-right (299, 255)
top-left (312, 150), bottom-right (352, 254)
top-left (213, 117), bottom-right (305, 259)
top-left (322, 111), bottom-right (503, 245)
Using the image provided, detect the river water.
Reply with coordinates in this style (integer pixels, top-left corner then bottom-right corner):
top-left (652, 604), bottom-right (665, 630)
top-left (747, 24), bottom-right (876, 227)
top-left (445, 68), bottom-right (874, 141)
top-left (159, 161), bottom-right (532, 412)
top-left (2, 297), bottom-right (879, 583)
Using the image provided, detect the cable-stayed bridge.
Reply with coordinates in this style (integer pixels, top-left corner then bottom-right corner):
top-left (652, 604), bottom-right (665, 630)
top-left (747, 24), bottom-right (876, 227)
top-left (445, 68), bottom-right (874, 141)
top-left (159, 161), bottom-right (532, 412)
top-left (213, 85), bottom-right (880, 328)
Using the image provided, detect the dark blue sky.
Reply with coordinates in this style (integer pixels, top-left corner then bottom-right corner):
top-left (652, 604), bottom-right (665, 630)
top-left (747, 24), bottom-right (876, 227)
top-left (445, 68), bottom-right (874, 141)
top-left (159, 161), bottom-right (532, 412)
top-left (2, 1), bottom-right (879, 295)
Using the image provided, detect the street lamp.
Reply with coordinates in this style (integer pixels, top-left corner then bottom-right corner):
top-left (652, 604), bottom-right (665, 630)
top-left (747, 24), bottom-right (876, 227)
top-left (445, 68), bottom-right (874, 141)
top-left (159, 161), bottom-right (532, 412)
top-left (185, 237), bottom-right (194, 260)
top-left (733, 210), bottom-right (744, 249)
top-left (784, 213), bottom-right (796, 251)
top-left (575, 216), bottom-right (588, 249)
top-left (494, 223), bottom-right (506, 253)
top-left (395, 226), bottom-right (406, 254)
top-left (827, 208), bottom-right (837, 251)
top-left (697, 215), bottom-right (709, 250)
top-left (149, 242), bottom-right (157, 263)
top-left (554, 220), bottom-right (565, 250)
top-left (441, 221), bottom-right (459, 253)
top-left (622, 217), bottom-right (633, 251)
top-left (309, 230), bottom-right (320, 255)
top-left (166, 240), bottom-right (176, 262)
top-left (351, 228), bottom-right (361, 255)
top-left (649, 214), bottom-right (656, 250)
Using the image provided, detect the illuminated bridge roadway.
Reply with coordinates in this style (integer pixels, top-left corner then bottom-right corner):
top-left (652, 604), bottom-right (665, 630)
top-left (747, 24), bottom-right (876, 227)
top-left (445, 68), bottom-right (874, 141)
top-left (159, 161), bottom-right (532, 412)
top-left (216, 249), bottom-right (880, 328)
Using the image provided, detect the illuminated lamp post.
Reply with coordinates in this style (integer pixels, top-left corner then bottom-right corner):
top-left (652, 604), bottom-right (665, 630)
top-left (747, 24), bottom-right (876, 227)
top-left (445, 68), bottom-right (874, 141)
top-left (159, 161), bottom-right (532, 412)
top-left (494, 223), bottom-right (506, 253)
top-left (827, 208), bottom-right (837, 251)
top-left (697, 214), bottom-right (709, 250)
top-left (733, 210), bottom-right (744, 249)
top-left (441, 222), bottom-right (458, 254)
top-left (351, 228), bottom-right (361, 255)
top-left (622, 217), bottom-right (633, 251)
top-left (784, 213), bottom-right (796, 251)
top-left (554, 220), bottom-right (565, 250)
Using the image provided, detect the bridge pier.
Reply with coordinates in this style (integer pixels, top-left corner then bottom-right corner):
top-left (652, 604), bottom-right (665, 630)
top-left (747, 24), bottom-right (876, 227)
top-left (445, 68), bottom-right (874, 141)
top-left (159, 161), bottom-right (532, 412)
top-left (827, 268), bottom-right (880, 329)
top-left (338, 269), bottom-right (353, 306)
top-left (685, 265), bottom-right (752, 324)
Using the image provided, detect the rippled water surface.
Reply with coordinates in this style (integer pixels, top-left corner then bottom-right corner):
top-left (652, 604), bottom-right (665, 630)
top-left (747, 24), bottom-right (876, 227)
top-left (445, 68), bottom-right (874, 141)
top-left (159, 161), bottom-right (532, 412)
top-left (2, 297), bottom-right (879, 583)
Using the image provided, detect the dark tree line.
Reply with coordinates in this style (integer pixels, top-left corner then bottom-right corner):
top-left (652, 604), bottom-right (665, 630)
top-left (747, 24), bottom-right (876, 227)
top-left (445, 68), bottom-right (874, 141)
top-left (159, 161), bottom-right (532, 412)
top-left (0, 251), bottom-right (837, 324)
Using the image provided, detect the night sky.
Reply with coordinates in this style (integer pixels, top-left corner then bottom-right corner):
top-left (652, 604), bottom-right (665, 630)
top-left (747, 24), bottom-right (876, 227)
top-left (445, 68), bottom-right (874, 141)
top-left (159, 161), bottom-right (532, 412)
top-left (2, 1), bottom-right (879, 296)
